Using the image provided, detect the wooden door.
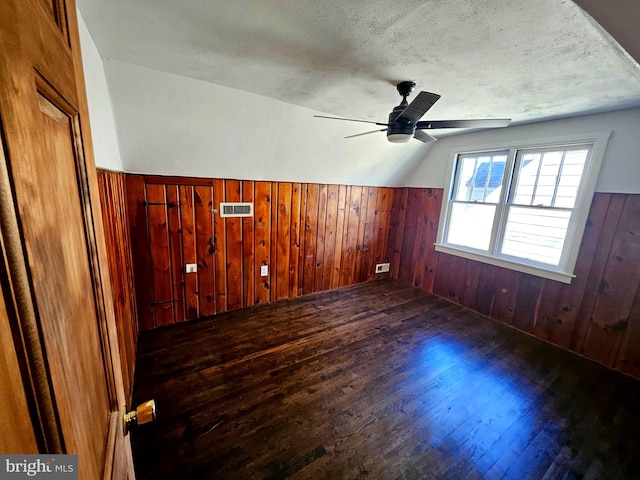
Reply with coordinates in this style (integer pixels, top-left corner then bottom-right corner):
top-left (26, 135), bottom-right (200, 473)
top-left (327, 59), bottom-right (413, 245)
top-left (0, 0), bottom-right (135, 478)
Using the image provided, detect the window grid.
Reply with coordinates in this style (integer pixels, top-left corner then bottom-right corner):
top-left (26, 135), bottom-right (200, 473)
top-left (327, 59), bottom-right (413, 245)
top-left (550, 151), bottom-right (567, 207)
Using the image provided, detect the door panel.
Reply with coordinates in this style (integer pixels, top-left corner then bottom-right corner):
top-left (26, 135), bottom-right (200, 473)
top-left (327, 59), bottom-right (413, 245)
top-left (40, 0), bottom-right (69, 42)
top-left (0, 0), bottom-right (134, 478)
top-left (28, 90), bottom-right (111, 475)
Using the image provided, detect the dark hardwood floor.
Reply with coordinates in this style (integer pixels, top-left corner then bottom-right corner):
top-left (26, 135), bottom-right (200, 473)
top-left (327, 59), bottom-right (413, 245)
top-left (131, 280), bottom-right (640, 479)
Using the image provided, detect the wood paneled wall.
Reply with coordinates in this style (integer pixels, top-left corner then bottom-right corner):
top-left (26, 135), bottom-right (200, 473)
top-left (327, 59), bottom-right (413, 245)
top-left (388, 188), bottom-right (640, 379)
top-left (125, 175), bottom-right (394, 331)
top-left (97, 170), bottom-right (138, 401)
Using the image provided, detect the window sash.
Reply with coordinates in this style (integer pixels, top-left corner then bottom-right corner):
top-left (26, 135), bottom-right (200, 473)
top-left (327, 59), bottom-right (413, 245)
top-left (445, 148), bottom-right (515, 258)
top-left (442, 143), bottom-right (594, 272)
top-left (452, 151), bottom-right (509, 203)
top-left (508, 145), bottom-right (591, 209)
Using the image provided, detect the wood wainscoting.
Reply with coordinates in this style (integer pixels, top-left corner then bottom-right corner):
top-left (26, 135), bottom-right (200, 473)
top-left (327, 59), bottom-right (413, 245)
top-left (388, 188), bottom-right (640, 380)
top-left (124, 175), bottom-right (395, 331)
top-left (97, 170), bottom-right (138, 402)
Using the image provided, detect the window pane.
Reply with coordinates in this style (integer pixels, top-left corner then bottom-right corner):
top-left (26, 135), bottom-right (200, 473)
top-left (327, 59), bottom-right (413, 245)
top-left (446, 202), bottom-right (496, 251)
top-left (512, 153), bottom-right (540, 205)
top-left (501, 206), bottom-right (571, 265)
top-left (513, 148), bottom-right (588, 209)
top-left (453, 153), bottom-right (507, 203)
top-left (556, 150), bottom-right (587, 208)
top-left (555, 186), bottom-right (579, 208)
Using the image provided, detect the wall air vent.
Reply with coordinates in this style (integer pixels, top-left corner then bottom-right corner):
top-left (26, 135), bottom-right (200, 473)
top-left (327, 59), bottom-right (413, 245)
top-left (219, 202), bottom-right (253, 217)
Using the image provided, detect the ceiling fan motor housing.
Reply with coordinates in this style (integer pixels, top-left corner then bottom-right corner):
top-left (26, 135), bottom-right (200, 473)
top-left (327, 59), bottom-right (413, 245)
top-left (387, 105), bottom-right (416, 138)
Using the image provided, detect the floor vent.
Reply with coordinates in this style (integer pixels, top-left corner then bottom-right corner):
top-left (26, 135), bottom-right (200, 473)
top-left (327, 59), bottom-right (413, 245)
top-left (220, 202), bottom-right (253, 217)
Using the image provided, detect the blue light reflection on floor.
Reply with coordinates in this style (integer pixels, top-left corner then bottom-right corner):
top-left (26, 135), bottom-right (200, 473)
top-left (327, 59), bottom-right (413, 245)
top-left (403, 336), bottom-right (544, 476)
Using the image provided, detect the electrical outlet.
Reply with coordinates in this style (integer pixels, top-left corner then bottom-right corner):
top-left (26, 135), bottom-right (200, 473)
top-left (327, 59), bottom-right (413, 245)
top-left (185, 263), bottom-right (198, 273)
top-left (375, 263), bottom-right (390, 273)
top-left (260, 265), bottom-right (268, 277)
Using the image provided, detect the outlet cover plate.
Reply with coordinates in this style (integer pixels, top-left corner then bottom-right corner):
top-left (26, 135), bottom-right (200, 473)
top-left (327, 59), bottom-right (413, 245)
top-left (185, 263), bottom-right (198, 273)
top-left (260, 265), bottom-right (268, 277)
top-left (375, 263), bottom-right (390, 273)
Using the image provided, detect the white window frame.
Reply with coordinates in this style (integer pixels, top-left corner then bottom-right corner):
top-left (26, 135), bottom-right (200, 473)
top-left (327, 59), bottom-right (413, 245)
top-left (435, 131), bottom-right (610, 284)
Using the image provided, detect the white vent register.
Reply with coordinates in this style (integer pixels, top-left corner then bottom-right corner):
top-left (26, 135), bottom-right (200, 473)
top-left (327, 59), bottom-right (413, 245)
top-left (219, 202), bottom-right (253, 217)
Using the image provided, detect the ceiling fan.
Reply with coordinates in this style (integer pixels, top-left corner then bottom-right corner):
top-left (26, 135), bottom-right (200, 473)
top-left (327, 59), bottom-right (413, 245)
top-left (314, 81), bottom-right (511, 143)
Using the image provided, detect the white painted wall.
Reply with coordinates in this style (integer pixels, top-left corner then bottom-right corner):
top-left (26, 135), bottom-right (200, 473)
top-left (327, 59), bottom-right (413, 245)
top-left (103, 60), bottom-right (433, 187)
top-left (78, 10), bottom-right (123, 171)
top-left (407, 108), bottom-right (640, 193)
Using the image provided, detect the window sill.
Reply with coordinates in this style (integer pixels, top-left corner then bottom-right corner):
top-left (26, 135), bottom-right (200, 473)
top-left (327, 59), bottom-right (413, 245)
top-left (433, 244), bottom-right (575, 284)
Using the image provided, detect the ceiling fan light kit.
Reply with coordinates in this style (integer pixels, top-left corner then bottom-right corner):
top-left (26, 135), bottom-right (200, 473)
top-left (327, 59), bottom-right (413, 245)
top-left (314, 81), bottom-right (511, 144)
top-left (387, 133), bottom-right (413, 143)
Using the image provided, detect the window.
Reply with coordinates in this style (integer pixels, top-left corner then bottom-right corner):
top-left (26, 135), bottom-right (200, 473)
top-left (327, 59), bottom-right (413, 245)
top-left (436, 132), bottom-right (609, 283)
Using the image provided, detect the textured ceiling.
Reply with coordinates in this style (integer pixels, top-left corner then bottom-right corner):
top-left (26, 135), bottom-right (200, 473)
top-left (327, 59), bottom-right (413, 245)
top-left (77, 0), bottom-right (640, 133)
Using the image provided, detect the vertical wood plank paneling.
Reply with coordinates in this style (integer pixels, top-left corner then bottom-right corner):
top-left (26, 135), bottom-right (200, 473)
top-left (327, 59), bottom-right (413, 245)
top-left (195, 185), bottom-right (215, 317)
top-left (549, 194), bottom-right (611, 348)
top-left (389, 187), bottom-right (640, 381)
top-left (179, 186), bottom-right (199, 320)
top-left (387, 188), bottom-right (408, 278)
top-left (413, 189), bottom-right (442, 293)
top-left (458, 257), bottom-right (481, 309)
top-left (590, 195), bottom-right (640, 328)
top-left (353, 186), bottom-right (368, 284)
top-left (126, 177), bottom-right (395, 332)
top-left (296, 184), bottom-right (307, 297)
top-left (126, 175), bottom-right (154, 331)
top-left (432, 252), bottom-right (455, 300)
top-left (270, 182), bottom-right (279, 300)
top-left (375, 187), bottom-right (394, 277)
top-left (616, 200), bottom-right (640, 377)
top-left (254, 181), bottom-right (271, 305)
top-left (97, 170), bottom-right (137, 401)
top-left (620, 288), bottom-right (640, 378)
top-left (535, 279), bottom-right (562, 342)
top-left (582, 195), bottom-right (640, 366)
top-left (313, 185), bottom-right (328, 292)
top-left (398, 189), bottom-right (425, 284)
top-left (225, 180), bottom-right (243, 310)
top-left (242, 181), bottom-right (255, 308)
top-left (289, 183), bottom-right (302, 299)
top-left (322, 184), bottom-right (339, 291)
top-left (571, 194), bottom-right (624, 353)
top-left (332, 185), bottom-right (348, 289)
top-left (302, 184), bottom-right (319, 295)
top-left (166, 185), bottom-right (184, 324)
top-left (145, 184), bottom-right (174, 327)
top-left (212, 179), bottom-right (227, 313)
top-left (473, 264), bottom-right (501, 316)
top-left (125, 173), bottom-right (640, 381)
top-left (512, 274), bottom-right (543, 334)
top-left (342, 186), bottom-right (362, 287)
top-left (360, 187), bottom-right (378, 282)
top-left (275, 183), bottom-right (291, 300)
top-left (489, 268), bottom-right (521, 326)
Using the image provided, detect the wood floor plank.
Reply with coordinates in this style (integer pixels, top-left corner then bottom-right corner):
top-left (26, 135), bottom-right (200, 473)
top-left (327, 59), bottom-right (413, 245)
top-left (131, 279), bottom-right (640, 479)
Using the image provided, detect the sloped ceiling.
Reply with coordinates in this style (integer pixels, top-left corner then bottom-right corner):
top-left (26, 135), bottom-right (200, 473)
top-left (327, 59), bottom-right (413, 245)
top-left (77, 0), bottom-right (640, 137)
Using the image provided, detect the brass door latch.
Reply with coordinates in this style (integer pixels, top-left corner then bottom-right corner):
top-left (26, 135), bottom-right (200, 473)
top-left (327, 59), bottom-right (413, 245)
top-left (123, 400), bottom-right (156, 435)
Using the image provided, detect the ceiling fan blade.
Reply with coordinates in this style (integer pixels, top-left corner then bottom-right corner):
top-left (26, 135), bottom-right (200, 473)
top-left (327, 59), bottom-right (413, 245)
top-left (413, 130), bottom-right (437, 143)
top-left (416, 118), bottom-right (511, 129)
top-left (393, 91), bottom-right (441, 123)
top-left (344, 128), bottom-right (388, 139)
top-left (314, 115), bottom-right (388, 126)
